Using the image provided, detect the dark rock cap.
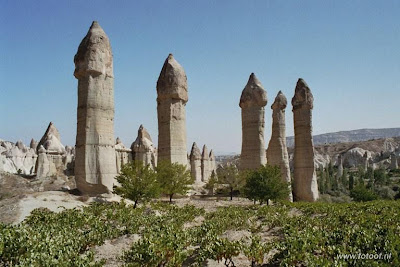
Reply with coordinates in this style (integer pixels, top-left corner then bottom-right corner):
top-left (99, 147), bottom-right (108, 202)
top-left (239, 73), bottom-right (267, 108)
top-left (271, 90), bottom-right (287, 110)
top-left (74, 21), bottom-right (113, 79)
top-left (291, 78), bottom-right (314, 110)
top-left (156, 54), bottom-right (188, 102)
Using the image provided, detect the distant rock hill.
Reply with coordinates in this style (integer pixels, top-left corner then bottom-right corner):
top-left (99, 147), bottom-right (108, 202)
top-left (286, 128), bottom-right (400, 147)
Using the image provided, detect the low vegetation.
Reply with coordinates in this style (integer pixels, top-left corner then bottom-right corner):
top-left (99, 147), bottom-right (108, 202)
top-left (1, 200), bottom-right (399, 266)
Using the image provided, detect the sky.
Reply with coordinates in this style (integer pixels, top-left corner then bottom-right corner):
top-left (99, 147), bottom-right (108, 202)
top-left (1, 0), bottom-right (399, 154)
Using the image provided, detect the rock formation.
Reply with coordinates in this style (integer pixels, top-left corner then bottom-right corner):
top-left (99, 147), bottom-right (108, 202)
top-left (131, 125), bottom-right (157, 168)
top-left (266, 91), bottom-right (293, 201)
top-left (35, 122), bottom-right (66, 178)
top-left (190, 142), bottom-right (202, 183)
top-left (30, 139), bottom-right (38, 151)
top-left (201, 145), bottom-right (210, 182)
top-left (292, 78), bottom-right (319, 201)
top-left (336, 154), bottom-right (344, 179)
top-left (239, 73), bottom-right (268, 170)
top-left (115, 137), bottom-right (132, 173)
top-left (362, 151), bottom-right (369, 171)
top-left (390, 153), bottom-right (398, 170)
top-left (74, 21), bottom-right (118, 194)
top-left (0, 140), bottom-right (37, 175)
top-left (156, 54), bottom-right (188, 166)
top-left (209, 149), bottom-right (217, 176)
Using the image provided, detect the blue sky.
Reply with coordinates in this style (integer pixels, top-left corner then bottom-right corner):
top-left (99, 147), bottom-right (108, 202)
top-left (1, 0), bottom-right (399, 154)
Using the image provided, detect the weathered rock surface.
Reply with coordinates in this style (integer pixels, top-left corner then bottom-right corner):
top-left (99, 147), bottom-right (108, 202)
top-left (239, 73), bottom-right (267, 170)
top-left (190, 142), bottom-right (202, 183)
top-left (115, 138), bottom-right (132, 173)
top-left (390, 153), bottom-right (398, 170)
top-left (0, 140), bottom-right (37, 175)
top-left (74, 21), bottom-right (118, 195)
top-left (201, 145), bottom-right (210, 182)
top-left (131, 125), bottom-right (157, 168)
top-left (336, 154), bottom-right (344, 179)
top-left (266, 91), bottom-right (293, 201)
top-left (292, 79), bottom-right (319, 202)
top-left (35, 122), bottom-right (66, 178)
top-left (156, 54), bottom-right (188, 166)
top-left (209, 150), bottom-right (217, 177)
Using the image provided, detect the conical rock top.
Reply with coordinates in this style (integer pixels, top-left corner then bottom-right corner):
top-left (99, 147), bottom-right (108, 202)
top-left (190, 142), bottom-right (201, 160)
top-left (291, 78), bottom-right (314, 110)
top-left (209, 149), bottom-right (215, 160)
top-left (271, 91), bottom-right (287, 110)
top-left (37, 122), bottom-right (65, 154)
top-left (30, 138), bottom-right (38, 150)
top-left (137, 124), bottom-right (152, 142)
top-left (131, 125), bottom-right (154, 151)
top-left (74, 21), bottom-right (113, 79)
top-left (239, 73), bottom-right (267, 108)
top-left (156, 54), bottom-right (188, 102)
top-left (202, 145), bottom-right (209, 160)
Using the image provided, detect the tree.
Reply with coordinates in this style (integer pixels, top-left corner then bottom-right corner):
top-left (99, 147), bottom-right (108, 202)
top-left (156, 161), bottom-right (194, 203)
top-left (350, 184), bottom-right (378, 202)
top-left (205, 170), bottom-right (218, 195)
top-left (243, 165), bottom-right (290, 205)
top-left (113, 161), bottom-right (160, 208)
top-left (216, 164), bottom-right (245, 200)
top-left (349, 173), bottom-right (355, 191)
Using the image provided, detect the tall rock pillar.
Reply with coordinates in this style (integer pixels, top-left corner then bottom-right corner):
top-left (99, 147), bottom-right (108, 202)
top-left (266, 91), bottom-right (293, 201)
top-left (239, 73), bottom-right (267, 170)
top-left (190, 142), bottom-right (202, 183)
top-left (74, 21), bottom-right (117, 195)
top-left (156, 54), bottom-right (188, 165)
top-left (292, 79), bottom-right (319, 201)
top-left (201, 145), bottom-right (210, 182)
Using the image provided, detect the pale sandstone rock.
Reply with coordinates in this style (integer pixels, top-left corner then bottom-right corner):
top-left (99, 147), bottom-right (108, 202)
top-left (74, 21), bottom-right (118, 195)
top-left (36, 145), bottom-right (50, 178)
top-left (35, 122), bottom-right (66, 178)
top-left (362, 151), bottom-right (369, 171)
top-left (156, 54), bottom-right (188, 166)
top-left (131, 125), bottom-right (157, 169)
top-left (239, 73), bottom-right (267, 170)
top-left (1, 140), bottom-right (37, 175)
top-left (336, 154), bottom-right (344, 179)
top-left (30, 139), bottom-right (38, 151)
top-left (209, 149), bottom-right (217, 176)
top-left (190, 142), bottom-right (202, 183)
top-left (266, 91), bottom-right (293, 201)
top-left (201, 145), bottom-right (210, 182)
top-left (115, 137), bottom-right (132, 173)
top-left (292, 78), bottom-right (319, 202)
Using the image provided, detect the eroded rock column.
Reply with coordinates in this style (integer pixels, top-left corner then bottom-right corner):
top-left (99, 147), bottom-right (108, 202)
top-left (239, 73), bottom-right (267, 170)
top-left (292, 79), bottom-right (319, 201)
top-left (201, 145), bottom-right (210, 182)
top-left (190, 142), bottom-right (202, 183)
top-left (156, 54), bottom-right (188, 165)
top-left (131, 125), bottom-right (157, 169)
top-left (74, 21), bottom-right (117, 194)
top-left (266, 91), bottom-right (293, 201)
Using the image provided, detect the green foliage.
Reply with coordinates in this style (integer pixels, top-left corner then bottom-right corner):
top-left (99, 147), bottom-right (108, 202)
top-left (216, 164), bottom-right (245, 200)
top-left (113, 161), bottom-right (160, 207)
top-left (243, 165), bottom-right (290, 205)
top-left (156, 160), bottom-right (194, 202)
top-left (243, 235), bottom-right (269, 266)
top-left (351, 184), bottom-right (379, 202)
top-left (205, 170), bottom-right (218, 194)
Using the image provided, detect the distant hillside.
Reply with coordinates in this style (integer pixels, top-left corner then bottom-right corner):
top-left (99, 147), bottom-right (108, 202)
top-left (286, 128), bottom-right (400, 147)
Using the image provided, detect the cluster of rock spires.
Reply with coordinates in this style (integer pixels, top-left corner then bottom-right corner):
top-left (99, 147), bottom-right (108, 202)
top-left (239, 74), bottom-right (318, 201)
top-left (189, 143), bottom-right (217, 184)
top-left (2, 21), bottom-right (399, 201)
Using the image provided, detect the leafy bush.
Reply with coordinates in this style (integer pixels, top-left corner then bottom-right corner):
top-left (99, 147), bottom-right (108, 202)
top-left (113, 161), bottom-right (160, 207)
top-left (156, 161), bottom-right (194, 202)
top-left (243, 165), bottom-right (290, 205)
top-left (350, 185), bottom-right (379, 202)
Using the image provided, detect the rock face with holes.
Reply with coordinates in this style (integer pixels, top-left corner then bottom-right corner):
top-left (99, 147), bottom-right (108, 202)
top-left (131, 125), bottom-right (157, 169)
top-left (292, 79), bottom-right (319, 202)
top-left (266, 91), bottom-right (293, 201)
top-left (35, 122), bottom-right (66, 178)
top-left (156, 54), bottom-right (188, 166)
top-left (239, 73), bottom-right (268, 170)
top-left (189, 142), bottom-right (202, 183)
top-left (73, 21), bottom-right (118, 195)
